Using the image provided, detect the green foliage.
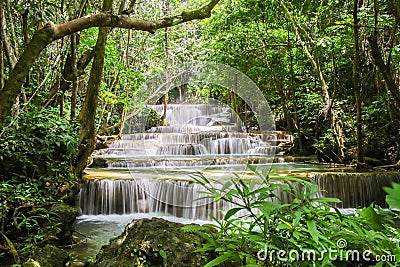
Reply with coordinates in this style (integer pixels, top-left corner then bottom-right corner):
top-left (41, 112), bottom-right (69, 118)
top-left (10, 0), bottom-right (59, 22)
top-left (0, 108), bottom-right (78, 261)
top-left (384, 183), bottom-right (400, 211)
top-left (0, 108), bottom-right (78, 182)
top-left (193, 168), bottom-right (400, 266)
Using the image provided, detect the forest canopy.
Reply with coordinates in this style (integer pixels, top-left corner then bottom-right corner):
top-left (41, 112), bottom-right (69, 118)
top-left (0, 0), bottom-right (398, 171)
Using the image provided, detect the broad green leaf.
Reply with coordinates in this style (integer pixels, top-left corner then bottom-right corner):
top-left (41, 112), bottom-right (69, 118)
top-left (306, 220), bottom-right (320, 243)
top-left (383, 183), bottom-right (400, 210)
top-left (159, 249), bottom-right (167, 259)
top-left (358, 206), bottom-right (384, 231)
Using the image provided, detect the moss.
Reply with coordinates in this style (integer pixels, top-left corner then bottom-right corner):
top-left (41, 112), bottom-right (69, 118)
top-left (46, 203), bottom-right (78, 245)
top-left (87, 218), bottom-right (208, 267)
top-left (24, 244), bottom-right (69, 267)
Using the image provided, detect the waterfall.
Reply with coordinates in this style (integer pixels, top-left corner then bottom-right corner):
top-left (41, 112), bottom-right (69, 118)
top-left (312, 172), bottom-right (400, 208)
top-left (78, 179), bottom-right (306, 220)
top-left (79, 179), bottom-right (236, 220)
top-left (81, 103), bottom-right (295, 221)
top-left (156, 144), bottom-right (208, 155)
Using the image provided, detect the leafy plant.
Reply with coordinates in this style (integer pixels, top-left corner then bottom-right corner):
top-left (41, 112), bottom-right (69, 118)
top-left (384, 183), bottom-right (400, 211)
top-left (0, 108), bottom-right (78, 262)
top-left (192, 166), bottom-right (400, 266)
top-left (0, 107), bottom-right (78, 183)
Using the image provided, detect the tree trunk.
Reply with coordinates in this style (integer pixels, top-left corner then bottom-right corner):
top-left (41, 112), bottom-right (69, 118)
top-left (0, 0), bottom-right (4, 89)
top-left (73, 0), bottom-right (112, 175)
top-left (4, 1), bottom-right (17, 60)
top-left (369, 0), bottom-right (400, 110)
top-left (282, 1), bottom-right (345, 161)
top-left (22, 10), bottom-right (29, 45)
top-left (70, 33), bottom-right (78, 120)
top-left (1, 4), bottom-right (16, 70)
top-left (353, 0), bottom-right (364, 164)
top-left (368, 39), bottom-right (400, 110)
top-left (161, 0), bottom-right (169, 126)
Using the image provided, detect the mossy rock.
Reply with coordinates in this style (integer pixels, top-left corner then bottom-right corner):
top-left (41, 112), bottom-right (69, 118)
top-left (23, 244), bottom-right (69, 267)
top-left (87, 218), bottom-right (208, 267)
top-left (44, 203), bottom-right (78, 245)
top-left (90, 157), bottom-right (108, 168)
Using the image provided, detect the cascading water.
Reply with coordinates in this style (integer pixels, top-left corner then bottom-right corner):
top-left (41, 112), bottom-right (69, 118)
top-left (79, 180), bottom-right (233, 220)
top-left (79, 102), bottom-right (400, 221)
top-left (74, 102), bottom-right (400, 262)
top-left (79, 103), bottom-right (288, 220)
top-left (312, 172), bottom-right (400, 208)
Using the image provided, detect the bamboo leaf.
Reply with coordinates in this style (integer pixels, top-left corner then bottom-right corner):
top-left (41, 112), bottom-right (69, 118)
top-left (306, 220), bottom-right (320, 243)
top-left (204, 252), bottom-right (237, 267)
top-left (224, 207), bottom-right (243, 220)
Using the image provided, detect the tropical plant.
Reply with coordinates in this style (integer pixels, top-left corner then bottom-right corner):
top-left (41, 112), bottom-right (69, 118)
top-left (190, 166), bottom-right (400, 266)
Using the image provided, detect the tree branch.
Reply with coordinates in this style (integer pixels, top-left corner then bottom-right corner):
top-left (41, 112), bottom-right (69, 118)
top-left (0, 0), bottom-right (220, 128)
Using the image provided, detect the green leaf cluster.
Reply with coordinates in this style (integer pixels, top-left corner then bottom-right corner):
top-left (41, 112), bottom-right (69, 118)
top-left (0, 108), bottom-right (79, 261)
top-left (193, 167), bottom-right (400, 266)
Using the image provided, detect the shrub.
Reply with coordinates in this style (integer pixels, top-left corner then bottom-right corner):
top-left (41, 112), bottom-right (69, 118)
top-left (192, 166), bottom-right (400, 266)
top-left (0, 108), bottom-right (79, 262)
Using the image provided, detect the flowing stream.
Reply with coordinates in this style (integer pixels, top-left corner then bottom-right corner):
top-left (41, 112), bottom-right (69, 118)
top-left (71, 103), bottom-right (400, 260)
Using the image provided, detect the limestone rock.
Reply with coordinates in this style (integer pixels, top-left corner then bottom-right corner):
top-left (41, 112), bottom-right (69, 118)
top-left (89, 157), bottom-right (108, 168)
top-left (87, 218), bottom-right (208, 267)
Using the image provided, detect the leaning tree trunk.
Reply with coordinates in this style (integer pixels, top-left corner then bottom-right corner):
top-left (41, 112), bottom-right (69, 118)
top-left (368, 1), bottom-right (400, 111)
top-left (73, 0), bottom-right (112, 176)
top-left (70, 33), bottom-right (78, 120)
top-left (282, 1), bottom-right (346, 162)
top-left (43, 47), bottom-right (96, 108)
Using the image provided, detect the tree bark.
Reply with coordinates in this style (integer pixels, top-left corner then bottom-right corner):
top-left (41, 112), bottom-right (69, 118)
top-left (1, 6), bottom-right (16, 70)
top-left (353, 0), bottom-right (364, 164)
top-left (4, 1), bottom-right (17, 65)
top-left (43, 47), bottom-right (96, 108)
top-left (21, 10), bottom-right (29, 45)
top-left (161, 0), bottom-right (169, 126)
top-left (73, 0), bottom-right (112, 175)
top-left (70, 33), bottom-right (78, 120)
top-left (0, 0), bottom-right (220, 128)
top-left (0, 0), bottom-right (4, 89)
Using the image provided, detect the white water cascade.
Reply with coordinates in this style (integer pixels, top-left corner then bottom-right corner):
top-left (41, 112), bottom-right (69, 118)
top-left (79, 103), bottom-right (294, 220)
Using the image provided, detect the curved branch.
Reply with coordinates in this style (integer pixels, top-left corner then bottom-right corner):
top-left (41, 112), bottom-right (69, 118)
top-left (0, 0), bottom-right (220, 128)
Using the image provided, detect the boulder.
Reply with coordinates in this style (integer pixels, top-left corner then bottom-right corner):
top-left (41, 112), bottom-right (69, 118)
top-left (46, 203), bottom-right (78, 245)
top-left (23, 244), bottom-right (69, 267)
top-left (87, 218), bottom-right (208, 267)
top-left (90, 157), bottom-right (108, 168)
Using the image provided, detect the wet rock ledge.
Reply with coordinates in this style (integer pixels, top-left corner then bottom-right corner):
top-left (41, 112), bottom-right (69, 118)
top-left (86, 217), bottom-right (209, 267)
